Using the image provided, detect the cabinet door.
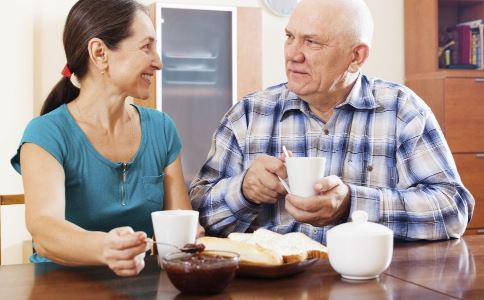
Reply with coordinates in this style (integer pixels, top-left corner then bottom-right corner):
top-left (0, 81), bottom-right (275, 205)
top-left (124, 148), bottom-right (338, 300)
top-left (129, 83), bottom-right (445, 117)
top-left (453, 153), bottom-right (484, 230)
top-left (132, 5), bottom-right (261, 186)
top-left (445, 78), bottom-right (484, 153)
top-left (159, 6), bottom-right (235, 186)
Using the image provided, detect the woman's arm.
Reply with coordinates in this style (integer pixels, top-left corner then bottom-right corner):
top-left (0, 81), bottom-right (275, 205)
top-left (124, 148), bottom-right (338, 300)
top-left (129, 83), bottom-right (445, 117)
top-left (21, 143), bottom-right (148, 275)
top-left (163, 155), bottom-right (192, 210)
top-left (163, 155), bottom-right (205, 236)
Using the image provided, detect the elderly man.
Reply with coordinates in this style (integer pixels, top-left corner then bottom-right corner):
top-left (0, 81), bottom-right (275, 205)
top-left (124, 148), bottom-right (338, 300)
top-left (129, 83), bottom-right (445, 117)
top-left (190, 0), bottom-right (474, 242)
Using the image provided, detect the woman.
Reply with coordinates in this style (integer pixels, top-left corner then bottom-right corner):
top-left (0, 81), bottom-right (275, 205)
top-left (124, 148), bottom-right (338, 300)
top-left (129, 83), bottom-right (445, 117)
top-left (11, 0), bottom-right (198, 276)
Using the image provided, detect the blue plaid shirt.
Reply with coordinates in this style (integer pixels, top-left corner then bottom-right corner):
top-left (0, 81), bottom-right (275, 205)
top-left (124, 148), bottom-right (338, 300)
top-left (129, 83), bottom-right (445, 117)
top-left (189, 74), bottom-right (474, 243)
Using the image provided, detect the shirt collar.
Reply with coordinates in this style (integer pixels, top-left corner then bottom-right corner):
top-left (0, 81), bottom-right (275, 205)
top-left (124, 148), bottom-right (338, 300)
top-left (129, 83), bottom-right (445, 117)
top-left (280, 73), bottom-right (378, 120)
top-left (280, 86), bottom-right (312, 118)
top-left (336, 73), bottom-right (378, 110)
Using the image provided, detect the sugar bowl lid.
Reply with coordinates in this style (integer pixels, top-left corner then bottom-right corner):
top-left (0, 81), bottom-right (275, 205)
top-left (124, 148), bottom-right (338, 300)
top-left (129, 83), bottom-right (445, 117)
top-left (328, 210), bottom-right (393, 237)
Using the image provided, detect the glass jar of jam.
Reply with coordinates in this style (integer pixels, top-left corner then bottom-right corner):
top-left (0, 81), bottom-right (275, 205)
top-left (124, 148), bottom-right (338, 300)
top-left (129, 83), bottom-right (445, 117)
top-left (162, 250), bottom-right (240, 294)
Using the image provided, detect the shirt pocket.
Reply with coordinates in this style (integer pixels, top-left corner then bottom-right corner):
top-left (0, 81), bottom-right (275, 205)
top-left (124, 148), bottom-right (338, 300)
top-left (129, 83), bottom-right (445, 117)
top-left (142, 174), bottom-right (164, 205)
top-left (369, 160), bottom-right (398, 188)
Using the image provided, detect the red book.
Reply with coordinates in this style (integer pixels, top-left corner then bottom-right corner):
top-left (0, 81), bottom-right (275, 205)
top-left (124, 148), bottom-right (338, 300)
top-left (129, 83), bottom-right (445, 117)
top-left (457, 25), bottom-right (471, 64)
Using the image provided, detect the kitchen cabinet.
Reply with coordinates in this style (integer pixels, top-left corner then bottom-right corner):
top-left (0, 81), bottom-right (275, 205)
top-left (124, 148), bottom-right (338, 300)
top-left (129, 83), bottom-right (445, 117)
top-left (405, 0), bottom-right (484, 233)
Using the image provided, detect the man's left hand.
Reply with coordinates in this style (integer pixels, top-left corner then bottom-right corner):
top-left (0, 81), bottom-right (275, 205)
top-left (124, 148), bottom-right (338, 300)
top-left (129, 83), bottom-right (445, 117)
top-left (285, 175), bottom-right (351, 227)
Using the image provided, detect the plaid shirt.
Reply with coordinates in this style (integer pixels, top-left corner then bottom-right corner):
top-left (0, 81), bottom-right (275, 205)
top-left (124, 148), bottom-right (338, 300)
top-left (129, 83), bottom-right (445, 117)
top-left (190, 74), bottom-right (474, 243)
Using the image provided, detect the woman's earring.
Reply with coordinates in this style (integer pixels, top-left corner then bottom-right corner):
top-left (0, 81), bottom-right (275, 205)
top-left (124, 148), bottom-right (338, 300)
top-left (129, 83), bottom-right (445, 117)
top-left (70, 73), bottom-right (81, 88)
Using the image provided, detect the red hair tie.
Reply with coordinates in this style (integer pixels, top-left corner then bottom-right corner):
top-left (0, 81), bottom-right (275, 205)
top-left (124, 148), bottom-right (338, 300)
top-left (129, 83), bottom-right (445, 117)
top-left (61, 64), bottom-right (72, 78)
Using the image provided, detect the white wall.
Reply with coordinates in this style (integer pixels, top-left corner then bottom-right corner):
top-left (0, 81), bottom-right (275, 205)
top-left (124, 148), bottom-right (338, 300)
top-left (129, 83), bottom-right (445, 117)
top-left (364, 0), bottom-right (404, 83)
top-left (0, 1), bottom-right (34, 265)
top-left (0, 0), bottom-right (403, 265)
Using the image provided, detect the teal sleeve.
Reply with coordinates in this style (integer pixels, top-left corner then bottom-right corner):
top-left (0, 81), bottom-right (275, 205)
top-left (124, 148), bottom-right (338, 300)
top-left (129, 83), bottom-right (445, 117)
top-left (10, 116), bottom-right (66, 174)
top-left (163, 113), bottom-right (182, 166)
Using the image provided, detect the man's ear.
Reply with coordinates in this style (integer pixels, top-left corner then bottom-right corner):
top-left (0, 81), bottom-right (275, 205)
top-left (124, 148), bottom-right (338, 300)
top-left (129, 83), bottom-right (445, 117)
top-left (348, 43), bottom-right (370, 73)
top-left (87, 38), bottom-right (108, 74)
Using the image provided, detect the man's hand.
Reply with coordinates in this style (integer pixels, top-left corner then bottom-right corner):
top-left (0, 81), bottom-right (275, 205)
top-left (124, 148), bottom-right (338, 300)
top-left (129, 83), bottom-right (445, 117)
top-left (242, 155), bottom-right (288, 204)
top-left (196, 224), bottom-right (205, 238)
top-left (285, 175), bottom-right (351, 226)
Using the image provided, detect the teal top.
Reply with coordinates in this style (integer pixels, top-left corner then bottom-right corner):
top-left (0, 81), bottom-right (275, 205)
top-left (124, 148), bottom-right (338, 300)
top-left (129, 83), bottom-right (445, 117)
top-left (11, 104), bottom-right (181, 263)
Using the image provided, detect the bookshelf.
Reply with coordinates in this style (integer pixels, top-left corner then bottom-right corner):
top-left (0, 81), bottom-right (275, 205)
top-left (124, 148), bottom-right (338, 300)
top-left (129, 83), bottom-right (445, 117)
top-left (405, 0), bottom-right (484, 235)
top-left (405, 0), bottom-right (484, 75)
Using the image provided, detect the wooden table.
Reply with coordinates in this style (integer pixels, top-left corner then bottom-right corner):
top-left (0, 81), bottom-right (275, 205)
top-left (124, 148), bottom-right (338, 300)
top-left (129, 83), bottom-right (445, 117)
top-left (1, 235), bottom-right (484, 299)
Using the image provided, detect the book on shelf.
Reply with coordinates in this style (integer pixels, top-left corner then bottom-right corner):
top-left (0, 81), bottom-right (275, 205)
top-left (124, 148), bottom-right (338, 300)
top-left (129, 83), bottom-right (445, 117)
top-left (479, 23), bottom-right (484, 69)
top-left (442, 19), bottom-right (483, 70)
top-left (457, 19), bottom-right (483, 29)
top-left (458, 25), bottom-right (471, 65)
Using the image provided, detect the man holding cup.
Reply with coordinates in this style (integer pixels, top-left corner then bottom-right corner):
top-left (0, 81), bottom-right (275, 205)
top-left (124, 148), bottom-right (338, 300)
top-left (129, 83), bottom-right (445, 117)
top-left (190, 0), bottom-right (474, 242)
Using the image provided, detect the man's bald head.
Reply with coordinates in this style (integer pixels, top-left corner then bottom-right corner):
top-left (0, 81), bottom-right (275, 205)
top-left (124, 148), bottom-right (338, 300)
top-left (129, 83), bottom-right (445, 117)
top-left (284, 0), bottom-right (373, 104)
top-left (292, 0), bottom-right (374, 48)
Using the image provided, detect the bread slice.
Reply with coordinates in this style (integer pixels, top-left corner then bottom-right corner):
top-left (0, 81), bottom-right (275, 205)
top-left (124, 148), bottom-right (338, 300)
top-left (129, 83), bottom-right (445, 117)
top-left (197, 236), bottom-right (283, 266)
top-left (227, 232), bottom-right (253, 243)
top-left (283, 232), bottom-right (328, 259)
top-left (250, 229), bottom-right (308, 263)
top-left (228, 231), bottom-right (300, 260)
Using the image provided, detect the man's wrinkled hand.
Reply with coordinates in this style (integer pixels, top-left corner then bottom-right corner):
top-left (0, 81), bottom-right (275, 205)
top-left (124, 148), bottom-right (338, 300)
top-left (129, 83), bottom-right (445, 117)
top-left (242, 155), bottom-right (288, 204)
top-left (285, 175), bottom-right (351, 226)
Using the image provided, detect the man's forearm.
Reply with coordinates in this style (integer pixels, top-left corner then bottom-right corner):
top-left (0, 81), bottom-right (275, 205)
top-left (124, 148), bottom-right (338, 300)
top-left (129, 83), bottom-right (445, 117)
top-left (348, 182), bottom-right (473, 240)
top-left (190, 172), bottom-right (262, 236)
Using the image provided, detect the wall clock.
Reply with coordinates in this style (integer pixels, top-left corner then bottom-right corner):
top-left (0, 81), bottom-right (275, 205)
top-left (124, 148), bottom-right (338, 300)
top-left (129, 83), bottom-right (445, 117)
top-left (263, 0), bottom-right (300, 17)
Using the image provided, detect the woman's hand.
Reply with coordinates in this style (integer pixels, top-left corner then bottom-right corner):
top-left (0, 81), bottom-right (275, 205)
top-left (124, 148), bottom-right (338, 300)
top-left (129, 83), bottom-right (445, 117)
top-left (103, 226), bottom-right (149, 277)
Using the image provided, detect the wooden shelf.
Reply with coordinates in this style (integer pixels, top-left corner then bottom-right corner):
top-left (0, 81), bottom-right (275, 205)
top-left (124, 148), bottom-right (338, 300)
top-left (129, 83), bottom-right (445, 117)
top-left (440, 0), bottom-right (484, 8)
top-left (406, 69), bottom-right (484, 80)
top-left (405, 0), bottom-right (484, 76)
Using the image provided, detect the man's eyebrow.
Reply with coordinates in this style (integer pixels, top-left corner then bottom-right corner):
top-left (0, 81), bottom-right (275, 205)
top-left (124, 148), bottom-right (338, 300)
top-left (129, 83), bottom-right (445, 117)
top-left (285, 29), bottom-right (321, 40)
top-left (302, 34), bottom-right (320, 40)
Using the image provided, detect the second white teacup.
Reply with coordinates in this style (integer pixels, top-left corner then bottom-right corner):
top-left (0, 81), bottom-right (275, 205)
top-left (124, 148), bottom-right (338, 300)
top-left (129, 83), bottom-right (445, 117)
top-left (151, 210), bottom-right (199, 264)
top-left (285, 157), bottom-right (326, 197)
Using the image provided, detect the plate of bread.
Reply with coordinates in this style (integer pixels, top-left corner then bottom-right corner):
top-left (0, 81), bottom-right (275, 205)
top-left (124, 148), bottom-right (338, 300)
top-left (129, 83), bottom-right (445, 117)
top-left (197, 229), bottom-right (327, 278)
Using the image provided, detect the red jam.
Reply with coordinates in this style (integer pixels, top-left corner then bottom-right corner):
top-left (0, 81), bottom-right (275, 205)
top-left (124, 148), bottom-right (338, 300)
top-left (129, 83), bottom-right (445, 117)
top-left (163, 252), bottom-right (239, 294)
top-left (180, 243), bottom-right (205, 253)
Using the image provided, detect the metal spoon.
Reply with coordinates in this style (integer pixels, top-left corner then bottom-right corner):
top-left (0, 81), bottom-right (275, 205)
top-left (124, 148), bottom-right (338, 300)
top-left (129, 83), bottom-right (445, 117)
top-left (146, 239), bottom-right (205, 253)
top-left (279, 145), bottom-right (291, 193)
top-left (278, 176), bottom-right (291, 193)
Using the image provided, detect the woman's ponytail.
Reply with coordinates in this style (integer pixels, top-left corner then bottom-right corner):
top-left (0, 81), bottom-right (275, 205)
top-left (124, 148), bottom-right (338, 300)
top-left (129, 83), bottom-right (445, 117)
top-left (40, 76), bottom-right (79, 115)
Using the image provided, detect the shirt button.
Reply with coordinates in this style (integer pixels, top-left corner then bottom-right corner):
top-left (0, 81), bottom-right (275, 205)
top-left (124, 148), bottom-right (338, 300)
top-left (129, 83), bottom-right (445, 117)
top-left (323, 129), bottom-right (329, 135)
top-left (367, 165), bottom-right (373, 172)
top-left (313, 229), bottom-right (318, 234)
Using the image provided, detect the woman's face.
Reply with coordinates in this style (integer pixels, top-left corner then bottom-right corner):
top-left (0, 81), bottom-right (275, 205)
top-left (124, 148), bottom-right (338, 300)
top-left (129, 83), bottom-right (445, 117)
top-left (105, 11), bottom-right (161, 99)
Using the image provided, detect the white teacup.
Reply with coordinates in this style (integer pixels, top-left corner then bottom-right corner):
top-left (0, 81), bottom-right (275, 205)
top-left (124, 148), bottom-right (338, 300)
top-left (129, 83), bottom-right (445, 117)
top-left (326, 210), bottom-right (393, 280)
top-left (151, 210), bottom-right (199, 264)
top-left (285, 157), bottom-right (326, 197)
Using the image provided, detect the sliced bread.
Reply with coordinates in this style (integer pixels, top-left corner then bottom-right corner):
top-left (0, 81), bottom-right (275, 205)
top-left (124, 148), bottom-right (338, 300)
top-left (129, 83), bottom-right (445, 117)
top-left (283, 232), bottom-right (328, 259)
top-left (250, 229), bottom-right (308, 263)
top-left (228, 229), bottom-right (328, 262)
top-left (197, 236), bottom-right (284, 266)
top-left (227, 232), bottom-right (253, 243)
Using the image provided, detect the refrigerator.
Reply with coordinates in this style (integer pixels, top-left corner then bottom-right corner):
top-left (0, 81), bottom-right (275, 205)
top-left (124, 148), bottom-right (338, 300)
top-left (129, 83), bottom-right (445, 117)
top-left (155, 3), bottom-right (237, 187)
